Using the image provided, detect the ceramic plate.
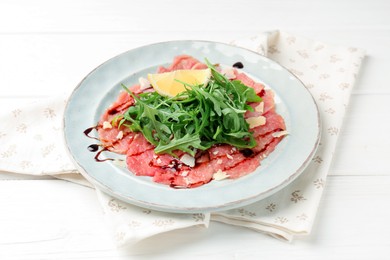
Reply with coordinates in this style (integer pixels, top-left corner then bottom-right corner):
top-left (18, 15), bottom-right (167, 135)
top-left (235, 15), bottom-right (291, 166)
top-left (63, 40), bottom-right (320, 213)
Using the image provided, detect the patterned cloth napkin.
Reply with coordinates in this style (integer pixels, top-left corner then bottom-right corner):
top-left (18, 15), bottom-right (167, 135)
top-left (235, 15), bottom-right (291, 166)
top-left (0, 31), bottom-right (365, 245)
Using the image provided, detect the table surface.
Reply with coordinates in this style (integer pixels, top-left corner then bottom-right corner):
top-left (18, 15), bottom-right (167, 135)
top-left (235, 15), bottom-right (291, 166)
top-left (1, 1), bottom-right (389, 259)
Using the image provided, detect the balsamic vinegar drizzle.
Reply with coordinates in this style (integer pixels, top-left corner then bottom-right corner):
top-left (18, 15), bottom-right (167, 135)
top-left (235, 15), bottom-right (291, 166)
top-left (87, 144), bottom-right (99, 152)
top-left (94, 148), bottom-right (114, 162)
top-left (232, 61), bottom-right (244, 69)
top-left (83, 125), bottom-right (99, 140)
top-left (84, 125), bottom-right (121, 163)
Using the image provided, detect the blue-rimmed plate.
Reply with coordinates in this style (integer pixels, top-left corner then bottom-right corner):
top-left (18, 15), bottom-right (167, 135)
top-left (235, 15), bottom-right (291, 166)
top-left (63, 40), bottom-right (320, 213)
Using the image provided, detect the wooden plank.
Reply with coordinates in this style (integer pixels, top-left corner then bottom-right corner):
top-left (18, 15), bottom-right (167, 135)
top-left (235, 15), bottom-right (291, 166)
top-left (0, 176), bottom-right (389, 259)
top-left (0, 0), bottom-right (389, 33)
top-left (330, 94), bottom-right (390, 176)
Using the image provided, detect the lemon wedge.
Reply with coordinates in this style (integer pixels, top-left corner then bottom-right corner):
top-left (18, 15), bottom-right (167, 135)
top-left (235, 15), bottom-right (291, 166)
top-left (147, 69), bottom-right (211, 97)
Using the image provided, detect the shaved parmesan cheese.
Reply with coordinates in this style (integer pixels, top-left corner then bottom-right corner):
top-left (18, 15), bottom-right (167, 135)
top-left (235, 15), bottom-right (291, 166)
top-left (102, 121), bottom-right (112, 129)
top-left (116, 131), bottom-right (124, 140)
top-left (213, 169), bottom-right (229, 181)
top-left (246, 116), bottom-right (266, 128)
top-left (255, 102), bottom-right (264, 114)
top-left (220, 67), bottom-right (236, 79)
top-left (138, 77), bottom-right (151, 90)
top-left (272, 130), bottom-right (289, 138)
top-left (180, 154), bottom-right (195, 167)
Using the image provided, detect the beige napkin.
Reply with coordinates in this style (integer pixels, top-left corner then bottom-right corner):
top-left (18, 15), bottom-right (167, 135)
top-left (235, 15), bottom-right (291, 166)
top-left (0, 31), bottom-right (365, 245)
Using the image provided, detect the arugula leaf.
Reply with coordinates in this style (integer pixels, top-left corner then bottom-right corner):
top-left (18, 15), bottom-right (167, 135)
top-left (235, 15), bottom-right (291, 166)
top-left (154, 133), bottom-right (206, 157)
top-left (121, 60), bottom-right (262, 156)
top-left (231, 80), bottom-right (262, 103)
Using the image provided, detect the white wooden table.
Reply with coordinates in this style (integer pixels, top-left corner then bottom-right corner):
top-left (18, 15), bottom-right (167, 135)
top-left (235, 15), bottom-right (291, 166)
top-left (1, 1), bottom-right (389, 259)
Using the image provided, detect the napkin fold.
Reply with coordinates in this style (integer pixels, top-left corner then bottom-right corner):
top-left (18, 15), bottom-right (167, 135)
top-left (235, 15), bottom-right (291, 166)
top-left (0, 31), bottom-right (365, 246)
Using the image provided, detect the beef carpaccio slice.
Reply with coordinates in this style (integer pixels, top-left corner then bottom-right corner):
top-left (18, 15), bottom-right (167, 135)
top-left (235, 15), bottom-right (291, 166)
top-left (97, 55), bottom-right (287, 188)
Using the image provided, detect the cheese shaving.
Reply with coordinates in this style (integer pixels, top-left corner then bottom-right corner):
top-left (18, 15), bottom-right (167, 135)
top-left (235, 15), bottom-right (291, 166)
top-left (213, 169), bottom-right (229, 181)
top-left (102, 121), bottom-right (112, 129)
top-left (272, 130), bottom-right (289, 138)
top-left (116, 131), bottom-right (124, 140)
top-left (255, 102), bottom-right (264, 114)
top-left (138, 77), bottom-right (151, 90)
top-left (220, 67), bottom-right (236, 80)
top-left (180, 154), bottom-right (195, 167)
top-left (246, 116), bottom-right (266, 128)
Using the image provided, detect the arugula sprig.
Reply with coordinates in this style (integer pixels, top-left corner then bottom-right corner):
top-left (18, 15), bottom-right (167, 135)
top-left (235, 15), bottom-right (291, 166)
top-left (121, 60), bottom-right (262, 157)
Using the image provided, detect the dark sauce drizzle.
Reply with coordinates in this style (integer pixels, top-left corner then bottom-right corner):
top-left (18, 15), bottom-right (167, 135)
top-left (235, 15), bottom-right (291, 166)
top-left (87, 144), bottom-right (99, 152)
top-left (94, 147), bottom-right (114, 162)
top-left (84, 125), bottom-right (118, 163)
top-left (232, 61), bottom-right (244, 69)
top-left (83, 126), bottom-right (99, 140)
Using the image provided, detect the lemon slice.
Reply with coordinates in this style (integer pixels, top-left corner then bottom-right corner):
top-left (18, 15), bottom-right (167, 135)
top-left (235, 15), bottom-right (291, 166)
top-left (147, 69), bottom-right (211, 97)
